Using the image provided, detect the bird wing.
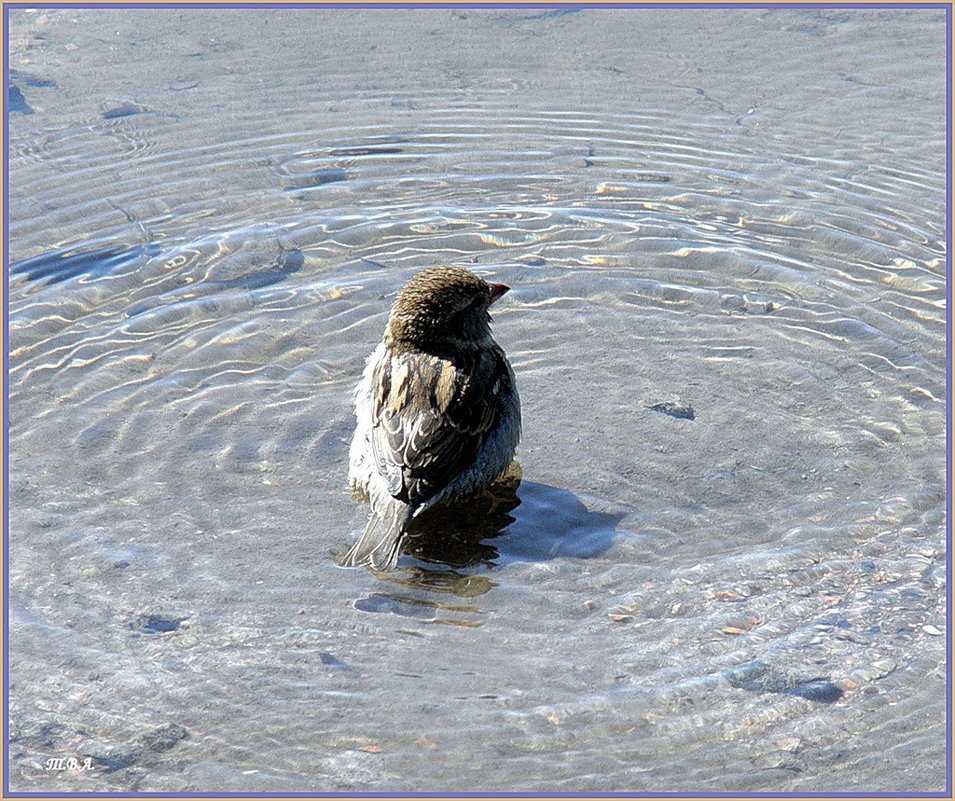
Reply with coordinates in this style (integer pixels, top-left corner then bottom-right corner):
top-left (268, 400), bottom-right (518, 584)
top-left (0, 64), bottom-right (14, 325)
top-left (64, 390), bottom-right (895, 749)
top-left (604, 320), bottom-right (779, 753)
top-left (370, 347), bottom-right (503, 507)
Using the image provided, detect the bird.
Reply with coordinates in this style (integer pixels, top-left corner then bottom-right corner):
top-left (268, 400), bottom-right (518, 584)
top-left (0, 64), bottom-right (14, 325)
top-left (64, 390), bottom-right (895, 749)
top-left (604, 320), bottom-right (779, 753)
top-left (339, 265), bottom-right (521, 570)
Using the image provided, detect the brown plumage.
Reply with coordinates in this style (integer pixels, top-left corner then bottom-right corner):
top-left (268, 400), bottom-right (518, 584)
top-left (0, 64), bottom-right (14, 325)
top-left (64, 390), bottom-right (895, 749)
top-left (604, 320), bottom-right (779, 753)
top-left (341, 266), bottom-right (521, 570)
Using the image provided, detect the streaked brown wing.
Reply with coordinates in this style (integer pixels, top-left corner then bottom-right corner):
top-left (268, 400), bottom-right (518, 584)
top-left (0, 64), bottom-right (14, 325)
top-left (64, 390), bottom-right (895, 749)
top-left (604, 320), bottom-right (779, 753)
top-left (370, 347), bottom-right (502, 507)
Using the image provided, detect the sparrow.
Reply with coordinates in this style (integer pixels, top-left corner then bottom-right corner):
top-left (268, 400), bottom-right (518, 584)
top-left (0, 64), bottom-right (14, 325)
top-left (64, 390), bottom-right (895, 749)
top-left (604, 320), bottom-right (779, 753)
top-left (339, 265), bottom-right (521, 570)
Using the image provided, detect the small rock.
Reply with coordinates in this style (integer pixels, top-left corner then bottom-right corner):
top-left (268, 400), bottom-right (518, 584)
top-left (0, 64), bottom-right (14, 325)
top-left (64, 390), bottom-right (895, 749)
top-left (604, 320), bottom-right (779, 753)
top-left (87, 750), bottom-right (140, 773)
top-left (647, 400), bottom-right (695, 421)
top-left (101, 102), bottom-right (148, 120)
top-left (414, 736), bottom-right (438, 750)
top-left (137, 723), bottom-right (189, 753)
top-left (712, 590), bottom-right (746, 601)
top-left (789, 678), bottom-right (843, 703)
top-left (724, 659), bottom-right (843, 704)
top-left (319, 652), bottom-right (352, 670)
top-left (721, 293), bottom-right (777, 315)
top-left (131, 614), bottom-right (186, 634)
top-left (284, 168), bottom-right (348, 190)
top-left (775, 736), bottom-right (801, 753)
top-left (8, 86), bottom-right (33, 114)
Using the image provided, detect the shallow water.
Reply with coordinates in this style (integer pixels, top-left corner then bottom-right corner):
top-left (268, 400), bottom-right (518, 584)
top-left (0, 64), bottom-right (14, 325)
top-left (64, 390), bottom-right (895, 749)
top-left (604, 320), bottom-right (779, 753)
top-left (6, 7), bottom-right (948, 794)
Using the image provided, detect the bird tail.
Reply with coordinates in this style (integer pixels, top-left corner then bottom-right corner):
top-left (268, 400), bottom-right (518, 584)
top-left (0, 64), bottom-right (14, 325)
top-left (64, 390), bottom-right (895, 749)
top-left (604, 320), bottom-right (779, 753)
top-left (337, 500), bottom-right (413, 571)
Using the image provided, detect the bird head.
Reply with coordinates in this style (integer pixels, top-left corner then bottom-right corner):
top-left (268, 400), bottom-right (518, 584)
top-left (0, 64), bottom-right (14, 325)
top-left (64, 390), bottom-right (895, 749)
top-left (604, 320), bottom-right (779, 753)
top-left (386, 266), bottom-right (510, 350)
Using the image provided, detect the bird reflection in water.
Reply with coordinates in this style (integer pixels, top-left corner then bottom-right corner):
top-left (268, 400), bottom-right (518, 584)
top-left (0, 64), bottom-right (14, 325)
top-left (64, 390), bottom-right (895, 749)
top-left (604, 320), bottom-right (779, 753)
top-left (400, 464), bottom-right (523, 571)
top-left (352, 463), bottom-right (625, 622)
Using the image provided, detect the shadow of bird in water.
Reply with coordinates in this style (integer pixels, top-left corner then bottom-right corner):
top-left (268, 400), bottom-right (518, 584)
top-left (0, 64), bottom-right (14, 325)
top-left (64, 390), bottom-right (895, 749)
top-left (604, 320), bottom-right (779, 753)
top-left (399, 465), bottom-right (625, 570)
top-left (350, 469), bottom-right (626, 621)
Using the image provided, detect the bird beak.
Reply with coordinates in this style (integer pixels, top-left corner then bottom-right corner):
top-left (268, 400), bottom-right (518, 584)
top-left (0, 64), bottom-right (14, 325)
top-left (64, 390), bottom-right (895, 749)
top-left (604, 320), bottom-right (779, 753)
top-left (488, 283), bottom-right (510, 305)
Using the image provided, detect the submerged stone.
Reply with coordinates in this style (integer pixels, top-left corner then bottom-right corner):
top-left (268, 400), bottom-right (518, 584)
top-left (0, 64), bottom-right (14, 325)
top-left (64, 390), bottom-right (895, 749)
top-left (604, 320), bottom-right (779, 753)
top-left (8, 86), bottom-right (33, 115)
top-left (131, 614), bottom-right (187, 634)
top-left (724, 659), bottom-right (844, 704)
top-left (647, 401), bottom-right (696, 421)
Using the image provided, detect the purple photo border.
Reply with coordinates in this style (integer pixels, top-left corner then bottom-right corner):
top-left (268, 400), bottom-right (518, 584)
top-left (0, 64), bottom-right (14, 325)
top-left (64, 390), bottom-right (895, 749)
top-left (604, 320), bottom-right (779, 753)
top-left (2, 0), bottom-right (9, 796)
top-left (0, 2), bottom-right (952, 8)
top-left (1, 1), bottom-right (951, 798)
top-left (946, 2), bottom-right (953, 799)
